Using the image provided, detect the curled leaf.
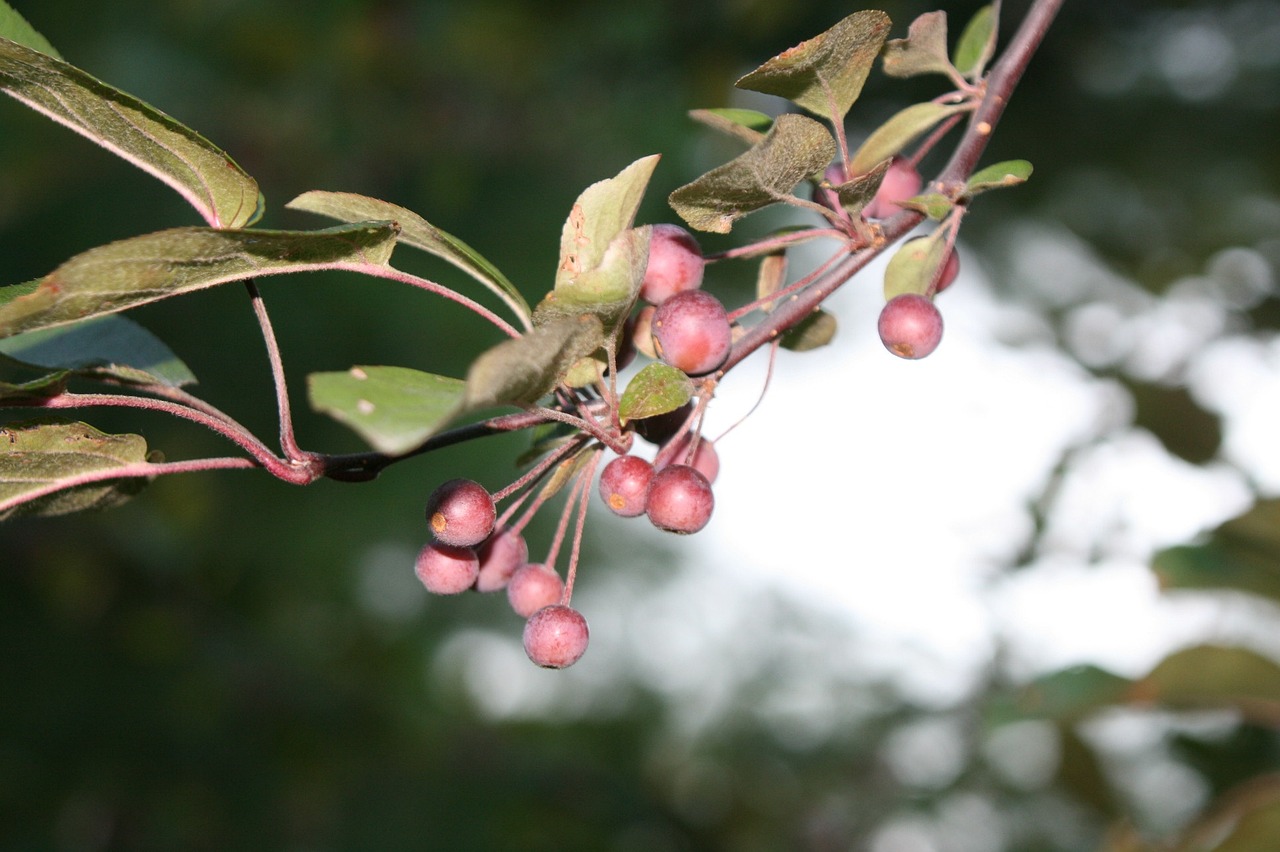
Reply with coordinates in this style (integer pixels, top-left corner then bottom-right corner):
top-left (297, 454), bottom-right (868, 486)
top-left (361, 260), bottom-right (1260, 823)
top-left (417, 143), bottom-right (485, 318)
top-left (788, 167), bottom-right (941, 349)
top-left (882, 11), bottom-right (956, 80)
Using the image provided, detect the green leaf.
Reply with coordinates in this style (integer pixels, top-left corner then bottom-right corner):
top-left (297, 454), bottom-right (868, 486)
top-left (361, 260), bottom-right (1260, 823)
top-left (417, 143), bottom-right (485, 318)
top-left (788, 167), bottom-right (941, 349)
top-left (286, 190), bottom-right (530, 328)
top-left (536, 226), bottom-right (651, 336)
top-left (0, 354), bottom-right (69, 399)
top-left (780, 309), bottom-right (837, 352)
top-left (0, 315), bottom-right (195, 387)
top-left (0, 222), bottom-right (401, 338)
top-left (965, 159), bottom-right (1033, 195)
top-left (953, 3), bottom-right (999, 79)
top-left (884, 233), bottom-right (949, 299)
top-left (1134, 645), bottom-right (1280, 721)
top-left (0, 278), bottom-right (40, 309)
top-left (0, 418), bottom-right (153, 519)
top-left (688, 108), bottom-right (771, 146)
top-left (992, 664), bottom-right (1133, 724)
top-left (618, 363), bottom-right (694, 425)
top-left (463, 314), bottom-right (605, 411)
top-left (555, 155), bottom-right (659, 291)
top-left (0, 2), bottom-right (61, 59)
top-left (849, 102), bottom-right (967, 176)
top-left (882, 11), bottom-right (956, 80)
top-left (0, 37), bottom-right (261, 228)
top-left (830, 157), bottom-right (892, 217)
top-left (899, 192), bottom-right (955, 220)
top-left (308, 366), bottom-right (466, 456)
top-left (735, 10), bottom-right (891, 122)
top-left (669, 114), bottom-right (837, 234)
top-left (1152, 499), bottom-right (1280, 603)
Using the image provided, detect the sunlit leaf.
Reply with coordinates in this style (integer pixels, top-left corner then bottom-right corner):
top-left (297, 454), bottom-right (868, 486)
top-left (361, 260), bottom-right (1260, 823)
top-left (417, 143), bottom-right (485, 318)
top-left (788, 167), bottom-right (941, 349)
top-left (884, 233), bottom-right (950, 299)
top-left (555, 155), bottom-right (659, 290)
top-left (780, 309), bottom-right (837, 352)
top-left (463, 314), bottom-right (605, 411)
top-left (537, 226), bottom-right (650, 336)
top-left (0, 315), bottom-right (195, 387)
top-left (286, 190), bottom-right (530, 327)
top-left (670, 114), bottom-right (836, 234)
top-left (618, 363), bottom-right (694, 425)
top-left (308, 366), bottom-right (467, 456)
top-left (688, 108), bottom-right (771, 146)
top-left (953, 3), bottom-right (1000, 79)
top-left (849, 102), bottom-right (967, 176)
top-left (882, 11), bottom-right (956, 80)
top-left (735, 10), bottom-right (891, 121)
top-left (0, 223), bottom-right (401, 338)
top-left (0, 1), bottom-right (60, 58)
top-left (0, 37), bottom-right (261, 228)
top-left (965, 159), bottom-right (1033, 195)
top-left (0, 418), bottom-right (153, 519)
top-left (1153, 499), bottom-right (1280, 603)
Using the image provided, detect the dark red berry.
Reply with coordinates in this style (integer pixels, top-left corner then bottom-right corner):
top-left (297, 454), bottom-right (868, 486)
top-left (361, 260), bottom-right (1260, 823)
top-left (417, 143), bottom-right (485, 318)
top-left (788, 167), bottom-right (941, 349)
top-left (878, 294), bottom-right (943, 359)
top-left (415, 541), bottom-right (480, 595)
top-left (523, 605), bottom-right (590, 669)
top-left (645, 464), bottom-right (714, 534)
top-left (640, 224), bottom-right (704, 305)
top-left (425, 478), bottom-right (496, 547)
top-left (599, 455), bottom-right (654, 517)
top-left (651, 290), bottom-right (732, 377)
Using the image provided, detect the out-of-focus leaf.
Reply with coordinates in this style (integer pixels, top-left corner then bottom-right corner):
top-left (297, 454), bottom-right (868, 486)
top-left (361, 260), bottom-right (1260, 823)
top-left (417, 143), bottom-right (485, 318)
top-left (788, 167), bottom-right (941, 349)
top-left (670, 114), bottom-right (836, 234)
top-left (780, 309), bottom-right (837, 352)
top-left (953, 3), bottom-right (1000, 79)
top-left (735, 10), bottom-right (891, 121)
top-left (849, 102), bottom-right (967, 176)
top-left (308, 366), bottom-right (467, 456)
top-left (0, 37), bottom-right (261, 228)
top-left (882, 11), bottom-right (955, 79)
top-left (992, 664), bottom-right (1133, 724)
top-left (1171, 777), bottom-right (1280, 852)
top-left (286, 190), bottom-right (530, 327)
top-left (464, 315), bottom-right (604, 411)
top-left (688, 108), bottom-right (771, 146)
top-left (1133, 645), bottom-right (1280, 723)
top-left (618, 363), bottom-right (694, 425)
top-left (0, 2), bottom-right (61, 59)
top-left (884, 233), bottom-right (950, 299)
top-left (0, 315), bottom-right (195, 387)
top-left (0, 418), bottom-right (153, 519)
top-left (966, 159), bottom-right (1033, 195)
top-left (0, 223), bottom-right (400, 338)
top-left (1153, 499), bottom-right (1280, 603)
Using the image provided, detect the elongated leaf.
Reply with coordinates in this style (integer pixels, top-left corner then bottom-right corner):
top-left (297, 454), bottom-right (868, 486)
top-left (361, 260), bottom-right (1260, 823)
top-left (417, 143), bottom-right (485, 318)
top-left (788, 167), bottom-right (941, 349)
top-left (308, 366), bottom-right (466, 455)
top-left (0, 418), bottom-right (153, 519)
top-left (882, 11), bottom-right (956, 80)
top-left (670, 113), bottom-right (837, 234)
top-left (619, 363), bottom-right (694, 424)
top-left (0, 222), bottom-right (401, 338)
top-left (735, 10), bottom-right (891, 121)
top-left (556, 155), bottom-right (659, 289)
top-left (688, 108), bottom-right (771, 146)
top-left (0, 315), bottom-right (195, 387)
top-left (884, 233), bottom-right (950, 299)
top-left (849, 102), bottom-right (967, 176)
top-left (463, 314), bottom-right (604, 411)
top-left (0, 1), bottom-right (60, 58)
top-left (965, 159), bottom-right (1033, 195)
top-left (953, 3), bottom-right (999, 79)
top-left (0, 37), bottom-right (261, 228)
top-left (286, 190), bottom-right (531, 327)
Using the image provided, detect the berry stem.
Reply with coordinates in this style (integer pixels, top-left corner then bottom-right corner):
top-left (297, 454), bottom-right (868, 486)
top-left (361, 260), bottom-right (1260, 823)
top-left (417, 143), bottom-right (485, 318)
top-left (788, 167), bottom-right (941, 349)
top-left (560, 449), bottom-right (601, 606)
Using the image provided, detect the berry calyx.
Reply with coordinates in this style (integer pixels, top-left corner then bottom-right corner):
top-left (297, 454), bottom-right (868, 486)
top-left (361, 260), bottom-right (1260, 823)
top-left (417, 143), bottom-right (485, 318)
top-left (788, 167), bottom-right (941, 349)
top-left (507, 562), bottom-right (565, 618)
top-left (599, 455), bottom-right (654, 518)
top-left (414, 541), bottom-right (480, 595)
top-left (474, 526), bottom-right (529, 592)
top-left (424, 478), bottom-right (496, 547)
top-left (878, 294), bottom-right (944, 360)
top-left (645, 463), bottom-right (714, 534)
top-left (640, 224), bottom-right (704, 305)
top-left (651, 290), bottom-right (732, 377)
top-left (523, 604), bottom-right (590, 669)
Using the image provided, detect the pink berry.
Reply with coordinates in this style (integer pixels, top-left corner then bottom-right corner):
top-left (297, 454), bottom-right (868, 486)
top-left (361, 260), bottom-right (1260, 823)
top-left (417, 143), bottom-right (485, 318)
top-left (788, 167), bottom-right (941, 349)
top-left (523, 604), bottom-right (590, 669)
top-left (645, 464), bottom-right (714, 534)
top-left (474, 526), bottom-right (529, 592)
top-left (878, 294), bottom-right (944, 359)
top-left (640, 224), bottom-right (704, 305)
top-left (599, 455), bottom-right (654, 518)
top-left (425, 479), bottom-right (496, 547)
top-left (864, 157), bottom-right (923, 219)
top-left (658, 434), bottom-right (720, 484)
top-left (651, 290), bottom-right (732, 377)
top-left (414, 541), bottom-right (480, 595)
top-left (935, 250), bottom-right (959, 294)
top-left (506, 563), bottom-right (564, 618)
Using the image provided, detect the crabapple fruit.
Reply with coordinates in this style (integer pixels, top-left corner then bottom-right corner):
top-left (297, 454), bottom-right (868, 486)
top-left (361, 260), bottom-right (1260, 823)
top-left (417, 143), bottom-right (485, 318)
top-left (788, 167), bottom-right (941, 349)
top-left (474, 526), bottom-right (529, 592)
top-left (658, 434), bottom-right (720, 484)
top-left (935, 250), bottom-right (959, 294)
top-left (507, 562), bottom-right (564, 618)
top-left (414, 541), bottom-right (480, 595)
top-left (640, 224), bottom-right (704, 305)
top-left (645, 464), bottom-right (714, 534)
top-left (878, 294), bottom-right (944, 359)
top-left (864, 156), bottom-right (922, 219)
top-left (523, 604), bottom-right (590, 669)
top-left (424, 478), bottom-right (495, 547)
top-left (651, 290), bottom-right (732, 377)
top-left (599, 455), bottom-right (654, 517)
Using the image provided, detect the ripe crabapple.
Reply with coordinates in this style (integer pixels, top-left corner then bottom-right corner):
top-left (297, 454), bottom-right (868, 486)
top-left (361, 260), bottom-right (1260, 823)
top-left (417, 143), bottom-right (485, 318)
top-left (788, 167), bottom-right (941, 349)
top-left (523, 604), bottom-right (590, 669)
top-left (474, 526), bottom-right (529, 592)
top-left (935, 250), bottom-right (959, 294)
top-left (599, 455), bottom-right (654, 518)
top-left (645, 464), bottom-right (714, 534)
top-left (864, 156), bottom-right (923, 219)
top-left (506, 562), bottom-right (564, 618)
top-left (878, 294), bottom-right (944, 359)
top-left (658, 434), bottom-right (719, 484)
top-left (651, 290), bottom-right (732, 377)
top-left (424, 478), bottom-right (495, 547)
top-left (640, 224), bottom-right (704, 305)
top-left (414, 541), bottom-right (480, 595)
